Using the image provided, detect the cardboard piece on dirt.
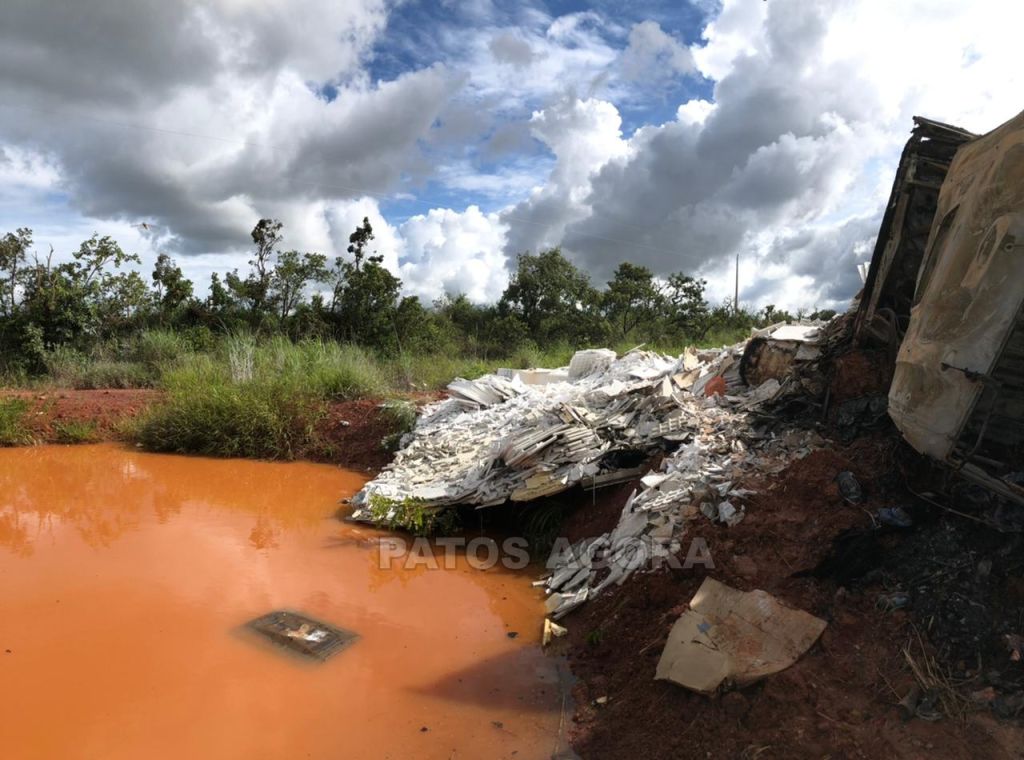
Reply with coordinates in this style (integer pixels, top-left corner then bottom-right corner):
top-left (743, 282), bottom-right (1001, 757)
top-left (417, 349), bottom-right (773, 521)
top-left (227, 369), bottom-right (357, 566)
top-left (655, 577), bottom-right (826, 694)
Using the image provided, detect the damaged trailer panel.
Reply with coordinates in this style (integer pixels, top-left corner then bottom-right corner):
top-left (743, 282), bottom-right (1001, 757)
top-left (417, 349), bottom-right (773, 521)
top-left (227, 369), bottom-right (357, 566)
top-left (888, 109), bottom-right (1024, 504)
top-left (854, 116), bottom-right (975, 342)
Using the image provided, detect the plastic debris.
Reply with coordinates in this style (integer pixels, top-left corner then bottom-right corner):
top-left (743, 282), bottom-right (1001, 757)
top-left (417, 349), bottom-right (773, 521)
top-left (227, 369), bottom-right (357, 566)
top-left (876, 591), bottom-right (911, 611)
top-left (877, 506), bottom-right (913, 528)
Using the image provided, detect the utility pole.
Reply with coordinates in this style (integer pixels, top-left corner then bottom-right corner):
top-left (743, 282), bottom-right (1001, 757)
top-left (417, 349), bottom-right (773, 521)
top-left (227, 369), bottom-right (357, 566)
top-left (734, 251), bottom-right (739, 315)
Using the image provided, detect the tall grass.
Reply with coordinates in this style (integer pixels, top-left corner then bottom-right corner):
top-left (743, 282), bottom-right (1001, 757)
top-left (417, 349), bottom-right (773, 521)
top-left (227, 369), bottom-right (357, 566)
top-left (135, 338), bottom-right (389, 458)
top-left (226, 333), bottom-right (255, 383)
top-left (256, 338), bottom-right (386, 399)
top-left (21, 329), bottom-right (750, 397)
top-left (0, 398), bottom-right (32, 446)
top-left (133, 329), bottom-right (193, 368)
top-left (135, 381), bottom-right (321, 459)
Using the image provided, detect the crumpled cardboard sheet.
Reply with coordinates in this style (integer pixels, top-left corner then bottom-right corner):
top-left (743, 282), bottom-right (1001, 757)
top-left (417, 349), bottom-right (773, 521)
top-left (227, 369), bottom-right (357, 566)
top-left (655, 578), bottom-right (826, 693)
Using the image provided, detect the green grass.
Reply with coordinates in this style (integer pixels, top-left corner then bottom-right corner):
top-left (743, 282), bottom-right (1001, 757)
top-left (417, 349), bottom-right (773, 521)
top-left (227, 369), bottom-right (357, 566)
top-left (265, 339), bottom-right (387, 399)
top-left (18, 330), bottom-right (752, 398)
top-left (135, 382), bottom-right (323, 460)
top-left (132, 329), bottom-right (193, 368)
top-left (52, 419), bottom-right (98, 444)
top-left (133, 337), bottom-right (392, 459)
top-left (0, 398), bottom-right (32, 446)
top-left (384, 353), bottom-right (496, 391)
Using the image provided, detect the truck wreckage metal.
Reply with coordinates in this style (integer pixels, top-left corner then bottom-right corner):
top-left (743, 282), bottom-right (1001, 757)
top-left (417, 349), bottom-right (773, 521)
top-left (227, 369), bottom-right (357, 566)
top-left (857, 110), bottom-right (1024, 506)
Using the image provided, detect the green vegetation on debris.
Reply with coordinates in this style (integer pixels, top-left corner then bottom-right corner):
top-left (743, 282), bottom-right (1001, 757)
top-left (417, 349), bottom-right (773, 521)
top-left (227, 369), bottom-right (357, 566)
top-left (366, 494), bottom-right (460, 537)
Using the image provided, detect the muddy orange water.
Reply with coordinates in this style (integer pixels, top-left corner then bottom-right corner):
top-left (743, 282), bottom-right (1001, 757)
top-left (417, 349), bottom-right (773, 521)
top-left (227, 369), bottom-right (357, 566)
top-left (0, 444), bottom-right (567, 760)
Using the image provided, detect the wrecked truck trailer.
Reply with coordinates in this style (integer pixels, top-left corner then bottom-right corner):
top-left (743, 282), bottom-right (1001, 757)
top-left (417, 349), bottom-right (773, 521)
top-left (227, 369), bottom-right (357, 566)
top-left (857, 110), bottom-right (1024, 506)
top-left (890, 110), bottom-right (1024, 504)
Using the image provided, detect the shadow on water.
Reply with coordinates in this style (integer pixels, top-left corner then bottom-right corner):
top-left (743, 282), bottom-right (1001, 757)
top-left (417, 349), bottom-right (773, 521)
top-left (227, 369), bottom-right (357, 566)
top-left (411, 646), bottom-right (569, 712)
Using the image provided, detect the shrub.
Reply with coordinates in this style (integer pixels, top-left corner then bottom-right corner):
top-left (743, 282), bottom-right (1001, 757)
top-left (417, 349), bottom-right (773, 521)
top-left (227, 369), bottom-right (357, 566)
top-left (135, 381), bottom-right (322, 460)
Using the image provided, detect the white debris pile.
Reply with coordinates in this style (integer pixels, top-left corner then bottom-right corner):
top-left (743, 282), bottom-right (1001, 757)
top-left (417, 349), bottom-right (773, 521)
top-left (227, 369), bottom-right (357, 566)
top-left (542, 405), bottom-right (823, 618)
top-left (350, 325), bottom-right (831, 616)
top-left (350, 349), bottom-right (691, 518)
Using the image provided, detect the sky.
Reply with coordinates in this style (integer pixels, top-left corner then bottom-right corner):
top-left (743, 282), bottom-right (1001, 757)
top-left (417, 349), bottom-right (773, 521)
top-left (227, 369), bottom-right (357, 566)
top-left (0, 0), bottom-right (1021, 312)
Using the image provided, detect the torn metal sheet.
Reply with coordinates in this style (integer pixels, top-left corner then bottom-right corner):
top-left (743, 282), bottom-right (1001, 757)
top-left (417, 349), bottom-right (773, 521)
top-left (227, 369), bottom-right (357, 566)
top-left (655, 578), bottom-right (826, 694)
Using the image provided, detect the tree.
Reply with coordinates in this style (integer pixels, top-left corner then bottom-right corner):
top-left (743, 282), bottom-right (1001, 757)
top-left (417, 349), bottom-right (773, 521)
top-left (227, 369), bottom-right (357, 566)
top-left (270, 250), bottom-right (328, 321)
top-left (662, 273), bottom-right (709, 339)
top-left (207, 272), bottom-right (233, 315)
top-left (499, 248), bottom-right (602, 345)
top-left (226, 218), bottom-right (283, 319)
top-left (0, 227), bottom-right (31, 317)
top-left (330, 217), bottom-right (403, 349)
top-left (602, 262), bottom-right (663, 340)
top-left (20, 234), bottom-right (141, 346)
top-left (346, 216), bottom-right (374, 273)
top-left (151, 253), bottom-right (194, 316)
top-left (250, 218), bottom-right (282, 308)
top-left (103, 270), bottom-right (150, 324)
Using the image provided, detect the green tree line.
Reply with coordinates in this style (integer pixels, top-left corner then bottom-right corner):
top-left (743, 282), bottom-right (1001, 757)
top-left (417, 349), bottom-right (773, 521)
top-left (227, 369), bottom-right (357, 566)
top-left (0, 218), bottom-right (834, 375)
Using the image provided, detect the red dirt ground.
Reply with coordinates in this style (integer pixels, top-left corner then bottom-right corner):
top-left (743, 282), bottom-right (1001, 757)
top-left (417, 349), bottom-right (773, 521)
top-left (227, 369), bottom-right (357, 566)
top-left (317, 398), bottom-right (399, 472)
top-left (556, 438), bottom-right (1024, 759)
top-left (4, 389), bottom-right (160, 441)
top-left (830, 349), bottom-right (894, 403)
top-left (0, 389), bottom-right (408, 473)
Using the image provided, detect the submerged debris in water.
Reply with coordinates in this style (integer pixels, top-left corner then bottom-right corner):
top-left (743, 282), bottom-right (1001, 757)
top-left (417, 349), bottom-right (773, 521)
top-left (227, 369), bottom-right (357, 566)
top-left (244, 610), bottom-right (358, 662)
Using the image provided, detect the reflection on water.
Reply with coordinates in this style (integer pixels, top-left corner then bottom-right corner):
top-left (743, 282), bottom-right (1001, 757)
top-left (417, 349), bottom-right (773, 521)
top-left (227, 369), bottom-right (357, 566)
top-left (0, 444), bottom-right (564, 760)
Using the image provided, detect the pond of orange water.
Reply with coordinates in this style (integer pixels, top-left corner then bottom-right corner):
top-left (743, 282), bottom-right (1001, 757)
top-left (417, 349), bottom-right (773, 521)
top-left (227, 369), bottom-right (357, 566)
top-left (0, 444), bottom-right (567, 759)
